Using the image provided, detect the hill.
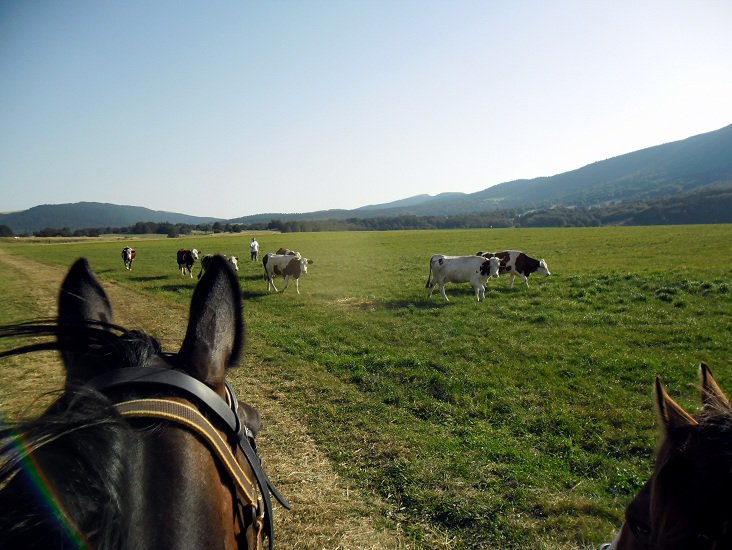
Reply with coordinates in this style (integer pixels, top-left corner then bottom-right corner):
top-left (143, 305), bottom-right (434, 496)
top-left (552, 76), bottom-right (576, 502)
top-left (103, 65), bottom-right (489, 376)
top-left (2, 123), bottom-right (731, 233)
top-left (0, 202), bottom-right (221, 235)
top-left (230, 123), bottom-right (732, 222)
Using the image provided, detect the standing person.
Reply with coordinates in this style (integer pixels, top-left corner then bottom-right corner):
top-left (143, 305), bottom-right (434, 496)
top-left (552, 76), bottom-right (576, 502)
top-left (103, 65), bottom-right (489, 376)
top-left (250, 237), bottom-right (259, 261)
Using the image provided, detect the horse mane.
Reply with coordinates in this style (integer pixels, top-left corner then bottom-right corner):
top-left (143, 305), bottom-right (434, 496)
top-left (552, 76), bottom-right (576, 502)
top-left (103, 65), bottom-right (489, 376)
top-left (687, 403), bottom-right (732, 462)
top-left (0, 320), bottom-right (164, 549)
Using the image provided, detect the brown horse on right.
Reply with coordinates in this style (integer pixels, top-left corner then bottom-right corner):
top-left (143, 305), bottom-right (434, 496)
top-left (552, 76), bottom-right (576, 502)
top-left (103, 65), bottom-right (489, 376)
top-left (603, 362), bottom-right (732, 549)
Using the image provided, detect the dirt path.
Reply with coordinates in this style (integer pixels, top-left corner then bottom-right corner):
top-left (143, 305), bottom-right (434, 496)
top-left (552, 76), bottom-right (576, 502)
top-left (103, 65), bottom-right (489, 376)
top-left (0, 249), bottom-right (405, 549)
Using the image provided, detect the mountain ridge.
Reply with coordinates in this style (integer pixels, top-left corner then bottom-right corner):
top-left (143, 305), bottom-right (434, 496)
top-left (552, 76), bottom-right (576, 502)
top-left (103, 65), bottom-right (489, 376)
top-left (2, 123), bottom-right (730, 233)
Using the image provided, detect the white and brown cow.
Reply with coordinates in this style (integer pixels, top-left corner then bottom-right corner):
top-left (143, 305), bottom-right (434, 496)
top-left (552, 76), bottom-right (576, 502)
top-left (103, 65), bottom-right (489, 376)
top-left (426, 254), bottom-right (500, 302)
top-left (262, 252), bottom-right (313, 294)
top-left (176, 248), bottom-right (199, 278)
top-left (121, 247), bottom-right (136, 270)
top-left (275, 248), bottom-right (299, 257)
top-left (476, 250), bottom-right (550, 288)
top-left (198, 254), bottom-right (239, 279)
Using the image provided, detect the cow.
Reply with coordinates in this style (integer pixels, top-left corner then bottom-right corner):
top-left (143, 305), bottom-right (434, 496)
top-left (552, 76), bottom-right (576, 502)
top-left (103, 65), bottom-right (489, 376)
top-left (275, 248), bottom-right (299, 257)
top-left (425, 254), bottom-right (500, 302)
top-left (476, 250), bottom-right (550, 288)
top-left (176, 248), bottom-right (199, 278)
top-left (198, 254), bottom-right (239, 279)
top-left (262, 252), bottom-right (313, 294)
top-left (121, 247), bottom-right (136, 270)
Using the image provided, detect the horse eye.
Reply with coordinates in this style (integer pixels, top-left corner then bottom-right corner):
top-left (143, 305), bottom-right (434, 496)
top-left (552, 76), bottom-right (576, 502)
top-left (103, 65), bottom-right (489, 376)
top-left (629, 519), bottom-right (652, 540)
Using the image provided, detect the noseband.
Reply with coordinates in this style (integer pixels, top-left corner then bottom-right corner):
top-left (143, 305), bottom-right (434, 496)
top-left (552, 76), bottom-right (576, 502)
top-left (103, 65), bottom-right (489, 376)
top-left (87, 366), bottom-right (290, 549)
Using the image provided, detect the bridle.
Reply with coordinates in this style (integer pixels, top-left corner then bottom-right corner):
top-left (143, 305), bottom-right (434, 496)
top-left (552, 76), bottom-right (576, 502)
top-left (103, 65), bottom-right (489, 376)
top-left (87, 366), bottom-right (291, 549)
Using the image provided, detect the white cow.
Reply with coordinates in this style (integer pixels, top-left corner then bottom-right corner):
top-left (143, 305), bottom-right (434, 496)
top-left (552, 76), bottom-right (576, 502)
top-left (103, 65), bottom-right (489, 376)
top-left (425, 254), bottom-right (500, 302)
top-left (262, 253), bottom-right (313, 294)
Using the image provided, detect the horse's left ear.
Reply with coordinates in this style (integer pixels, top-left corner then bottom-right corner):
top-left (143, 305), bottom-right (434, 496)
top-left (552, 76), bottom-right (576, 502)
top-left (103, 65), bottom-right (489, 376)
top-left (58, 258), bottom-right (115, 386)
top-left (178, 256), bottom-right (243, 392)
top-left (656, 376), bottom-right (698, 431)
top-left (699, 362), bottom-right (731, 411)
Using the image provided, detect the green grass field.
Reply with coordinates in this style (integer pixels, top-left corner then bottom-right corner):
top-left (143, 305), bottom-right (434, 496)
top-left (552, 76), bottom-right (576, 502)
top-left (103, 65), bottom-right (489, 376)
top-left (1, 225), bottom-right (731, 548)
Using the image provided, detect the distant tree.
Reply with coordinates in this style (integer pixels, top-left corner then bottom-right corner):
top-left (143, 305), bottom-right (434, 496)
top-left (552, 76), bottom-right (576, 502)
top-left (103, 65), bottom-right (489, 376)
top-left (132, 221), bottom-right (154, 234)
top-left (0, 225), bottom-right (13, 237)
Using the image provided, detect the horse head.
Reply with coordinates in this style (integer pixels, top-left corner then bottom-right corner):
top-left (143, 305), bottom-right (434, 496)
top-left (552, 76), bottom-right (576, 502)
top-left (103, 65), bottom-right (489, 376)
top-left (604, 363), bottom-right (732, 549)
top-left (0, 256), bottom-right (288, 549)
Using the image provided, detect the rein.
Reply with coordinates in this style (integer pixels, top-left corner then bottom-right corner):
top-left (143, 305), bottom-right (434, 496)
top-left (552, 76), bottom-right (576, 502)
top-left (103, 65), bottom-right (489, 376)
top-left (87, 366), bottom-right (291, 550)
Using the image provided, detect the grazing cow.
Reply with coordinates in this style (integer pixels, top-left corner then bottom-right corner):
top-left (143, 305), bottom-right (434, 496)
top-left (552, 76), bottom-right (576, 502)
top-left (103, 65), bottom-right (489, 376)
top-left (121, 247), bottom-right (136, 270)
top-left (476, 250), bottom-right (550, 288)
top-left (198, 254), bottom-right (239, 279)
top-left (275, 248), bottom-right (299, 257)
top-left (426, 255), bottom-right (500, 302)
top-left (176, 248), bottom-right (199, 278)
top-left (262, 253), bottom-right (313, 294)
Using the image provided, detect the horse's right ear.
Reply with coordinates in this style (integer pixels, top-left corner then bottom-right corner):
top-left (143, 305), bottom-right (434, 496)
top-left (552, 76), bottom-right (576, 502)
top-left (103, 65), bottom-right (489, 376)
top-left (699, 362), bottom-right (731, 412)
top-left (58, 258), bottom-right (114, 386)
top-left (178, 256), bottom-right (243, 394)
top-left (655, 376), bottom-right (698, 432)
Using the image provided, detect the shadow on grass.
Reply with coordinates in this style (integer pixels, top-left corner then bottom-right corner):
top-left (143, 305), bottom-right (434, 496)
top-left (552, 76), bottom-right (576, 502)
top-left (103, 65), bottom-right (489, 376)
top-left (240, 274), bottom-right (265, 282)
top-left (241, 289), bottom-right (269, 300)
top-left (158, 284), bottom-right (195, 294)
top-left (383, 300), bottom-right (448, 310)
top-left (417, 285), bottom-right (515, 302)
top-left (130, 275), bottom-right (169, 282)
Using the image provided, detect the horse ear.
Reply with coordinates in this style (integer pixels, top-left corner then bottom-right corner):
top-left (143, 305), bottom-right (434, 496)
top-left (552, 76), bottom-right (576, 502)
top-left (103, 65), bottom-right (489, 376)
top-left (58, 258), bottom-right (114, 386)
top-left (699, 362), bottom-right (731, 411)
top-left (655, 376), bottom-right (698, 431)
top-left (178, 256), bottom-right (243, 392)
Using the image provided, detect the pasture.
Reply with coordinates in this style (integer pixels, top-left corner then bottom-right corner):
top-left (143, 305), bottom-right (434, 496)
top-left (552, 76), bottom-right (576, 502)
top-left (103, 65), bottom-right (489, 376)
top-left (1, 225), bottom-right (731, 548)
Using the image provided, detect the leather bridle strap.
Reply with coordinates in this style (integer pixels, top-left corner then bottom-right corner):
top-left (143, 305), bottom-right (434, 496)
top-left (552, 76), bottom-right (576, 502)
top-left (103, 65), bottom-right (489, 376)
top-left (87, 366), bottom-right (291, 550)
top-left (114, 398), bottom-right (261, 509)
top-left (88, 367), bottom-right (240, 433)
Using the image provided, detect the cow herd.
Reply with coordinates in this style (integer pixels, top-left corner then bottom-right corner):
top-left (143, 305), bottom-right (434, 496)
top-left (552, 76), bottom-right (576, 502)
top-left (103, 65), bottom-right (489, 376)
top-left (120, 243), bottom-right (550, 301)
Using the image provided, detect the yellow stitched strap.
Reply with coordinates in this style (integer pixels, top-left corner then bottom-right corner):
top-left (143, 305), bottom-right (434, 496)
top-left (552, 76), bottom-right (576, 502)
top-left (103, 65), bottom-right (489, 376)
top-left (115, 398), bottom-right (260, 507)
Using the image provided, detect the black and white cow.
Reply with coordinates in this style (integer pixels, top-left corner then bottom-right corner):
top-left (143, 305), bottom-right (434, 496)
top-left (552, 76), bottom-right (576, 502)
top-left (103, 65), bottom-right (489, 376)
top-left (262, 252), bottom-right (313, 294)
top-left (176, 248), bottom-right (199, 278)
top-left (198, 254), bottom-right (239, 279)
top-left (121, 247), bottom-right (136, 270)
top-left (476, 250), bottom-right (550, 288)
top-left (426, 254), bottom-right (500, 302)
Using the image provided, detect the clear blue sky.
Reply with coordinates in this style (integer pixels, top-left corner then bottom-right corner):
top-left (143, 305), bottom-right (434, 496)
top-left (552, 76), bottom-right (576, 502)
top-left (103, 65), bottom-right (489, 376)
top-left (2, 1), bottom-right (731, 219)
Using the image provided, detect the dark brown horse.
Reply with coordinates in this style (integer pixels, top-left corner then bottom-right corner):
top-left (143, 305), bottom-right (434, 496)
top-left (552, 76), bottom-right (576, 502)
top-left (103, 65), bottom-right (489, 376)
top-left (603, 363), bottom-right (732, 549)
top-left (0, 256), bottom-right (288, 549)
